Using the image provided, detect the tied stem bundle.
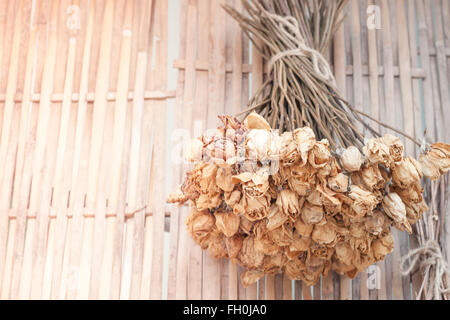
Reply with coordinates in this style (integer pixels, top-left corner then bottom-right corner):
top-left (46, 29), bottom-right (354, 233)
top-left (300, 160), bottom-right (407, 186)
top-left (223, 0), bottom-right (384, 151)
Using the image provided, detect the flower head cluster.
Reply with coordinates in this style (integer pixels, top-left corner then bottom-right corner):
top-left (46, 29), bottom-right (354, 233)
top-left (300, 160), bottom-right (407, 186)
top-left (168, 113), bottom-right (449, 287)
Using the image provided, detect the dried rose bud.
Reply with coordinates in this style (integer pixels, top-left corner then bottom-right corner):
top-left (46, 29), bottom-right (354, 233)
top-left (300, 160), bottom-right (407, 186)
top-left (382, 192), bottom-right (412, 233)
top-left (276, 189), bottom-right (301, 219)
top-left (335, 242), bottom-right (354, 265)
top-left (405, 199), bottom-right (428, 225)
top-left (348, 185), bottom-right (378, 218)
top-left (185, 209), bottom-right (215, 248)
top-left (237, 236), bottom-right (265, 269)
top-left (372, 233), bottom-right (394, 260)
top-left (225, 234), bottom-right (243, 259)
top-left (363, 137), bottom-right (392, 167)
top-left (184, 138), bottom-right (203, 162)
top-left (280, 132), bottom-right (300, 166)
top-left (364, 210), bottom-right (389, 236)
top-left (243, 195), bottom-right (271, 221)
top-left (215, 210), bottom-right (240, 237)
top-left (308, 139), bottom-right (331, 169)
top-left (419, 142), bottom-right (450, 180)
top-left (312, 223), bottom-right (337, 245)
top-left (266, 205), bottom-right (289, 231)
top-left (328, 173), bottom-right (349, 193)
top-left (301, 201), bottom-right (324, 224)
top-left (381, 134), bottom-right (404, 162)
top-left (245, 129), bottom-right (271, 161)
top-left (360, 165), bottom-right (385, 190)
top-left (340, 146), bottom-right (364, 172)
top-left (293, 127), bottom-right (316, 162)
top-left (232, 171), bottom-right (269, 199)
top-left (241, 270), bottom-right (264, 288)
top-left (391, 157), bottom-right (422, 188)
top-left (243, 112), bottom-right (271, 131)
top-left (294, 217), bottom-right (313, 237)
top-left (215, 165), bottom-right (235, 192)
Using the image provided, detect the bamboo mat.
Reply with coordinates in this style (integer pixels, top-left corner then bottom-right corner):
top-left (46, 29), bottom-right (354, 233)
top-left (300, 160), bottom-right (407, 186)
top-left (0, 0), bottom-right (449, 300)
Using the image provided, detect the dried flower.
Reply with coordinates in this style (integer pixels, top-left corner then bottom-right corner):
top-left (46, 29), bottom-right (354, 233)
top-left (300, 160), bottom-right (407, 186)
top-left (363, 137), bottom-right (392, 167)
top-left (241, 270), bottom-right (264, 288)
top-left (184, 138), bottom-right (204, 162)
top-left (381, 134), bottom-right (404, 163)
top-left (391, 157), bottom-right (422, 188)
top-left (340, 146), bottom-right (364, 172)
top-left (328, 173), bottom-right (349, 193)
top-left (301, 201), bottom-right (324, 224)
top-left (382, 193), bottom-right (412, 233)
top-left (419, 142), bottom-right (450, 180)
top-left (215, 210), bottom-right (240, 237)
top-left (276, 189), bottom-right (301, 219)
top-left (245, 129), bottom-right (271, 161)
top-left (348, 186), bottom-right (378, 219)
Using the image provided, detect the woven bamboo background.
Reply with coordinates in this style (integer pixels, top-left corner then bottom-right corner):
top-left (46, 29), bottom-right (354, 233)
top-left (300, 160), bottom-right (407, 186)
top-left (0, 0), bottom-right (448, 300)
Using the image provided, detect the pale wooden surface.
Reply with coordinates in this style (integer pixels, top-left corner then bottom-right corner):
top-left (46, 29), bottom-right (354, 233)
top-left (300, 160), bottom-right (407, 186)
top-left (0, 0), bottom-right (448, 299)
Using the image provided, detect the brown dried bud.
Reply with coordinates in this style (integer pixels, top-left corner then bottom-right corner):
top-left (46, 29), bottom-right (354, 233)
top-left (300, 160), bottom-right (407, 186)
top-left (184, 138), bottom-right (203, 162)
top-left (419, 142), bottom-right (450, 180)
top-left (363, 137), bottom-right (392, 167)
top-left (276, 189), bottom-right (301, 219)
top-left (382, 193), bottom-right (412, 233)
top-left (372, 234), bottom-right (394, 260)
top-left (241, 270), bottom-right (264, 288)
top-left (301, 202), bottom-right (324, 224)
top-left (391, 157), bottom-right (422, 188)
top-left (308, 139), bottom-right (331, 169)
top-left (215, 210), bottom-right (240, 237)
top-left (381, 134), bottom-right (404, 162)
top-left (348, 186), bottom-right (378, 219)
top-left (340, 146), bottom-right (364, 172)
top-left (328, 173), bottom-right (349, 193)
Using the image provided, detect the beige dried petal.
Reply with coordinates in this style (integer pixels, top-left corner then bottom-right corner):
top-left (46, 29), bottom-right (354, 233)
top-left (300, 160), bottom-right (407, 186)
top-left (276, 189), bottom-right (301, 219)
top-left (232, 171), bottom-right (269, 199)
top-left (268, 224), bottom-right (294, 247)
top-left (253, 222), bottom-right (280, 255)
top-left (237, 236), bottom-right (265, 269)
top-left (225, 234), bottom-right (243, 259)
top-left (215, 210), bottom-right (240, 237)
top-left (244, 195), bottom-right (271, 221)
top-left (419, 142), bottom-right (450, 180)
top-left (382, 192), bottom-right (412, 233)
top-left (372, 234), bottom-right (394, 260)
top-left (184, 138), bottom-right (203, 162)
top-left (290, 235), bottom-right (311, 252)
top-left (239, 215), bottom-right (254, 234)
top-left (294, 127), bottom-right (316, 164)
top-left (285, 257), bottom-right (306, 280)
top-left (328, 173), bottom-right (349, 193)
top-left (224, 190), bottom-right (241, 208)
top-left (243, 112), bottom-right (271, 131)
top-left (364, 210), bottom-right (389, 235)
top-left (241, 270), bottom-right (265, 288)
top-left (266, 205), bottom-right (289, 231)
top-left (340, 146), bottom-right (364, 172)
top-left (207, 231), bottom-right (227, 258)
top-left (392, 182), bottom-right (423, 204)
top-left (312, 223), bottom-right (336, 245)
top-left (348, 185), bottom-right (378, 218)
top-left (360, 165), bottom-right (385, 190)
top-left (186, 209), bottom-right (215, 248)
top-left (285, 164), bottom-right (316, 196)
top-left (196, 193), bottom-right (221, 211)
top-left (363, 137), bottom-right (392, 167)
top-left (308, 139), bottom-right (331, 169)
top-left (335, 242), bottom-right (354, 265)
top-left (215, 165), bottom-right (235, 192)
top-left (405, 199), bottom-right (428, 225)
top-left (381, 134), bottom-right (404, 162)
top-left (167, 186), bottom-right (187, 204)
top-left (301, 201), bottom-right (324, 224)
top-left (245, 129), bottom-right (271, 161)
top-left (392, 157), bottom-right (422, 188)
top-left (294, 217), bottom-right (313, 237)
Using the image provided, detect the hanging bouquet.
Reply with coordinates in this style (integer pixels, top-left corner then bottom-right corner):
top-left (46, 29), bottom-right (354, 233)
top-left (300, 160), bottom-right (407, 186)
top-left (168, 0), bottom-right (450, 291)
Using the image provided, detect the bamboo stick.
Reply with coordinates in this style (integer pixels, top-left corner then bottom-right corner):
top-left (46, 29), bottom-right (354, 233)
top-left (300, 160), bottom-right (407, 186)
top-left (168, 0), bottom-right (189, 300)
top-left (65, 0), bottom-right (98, 299)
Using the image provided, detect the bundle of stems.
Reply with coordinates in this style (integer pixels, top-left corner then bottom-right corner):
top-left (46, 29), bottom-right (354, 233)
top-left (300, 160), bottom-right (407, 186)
top-left (224, 0), bottom-right (383, 151)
